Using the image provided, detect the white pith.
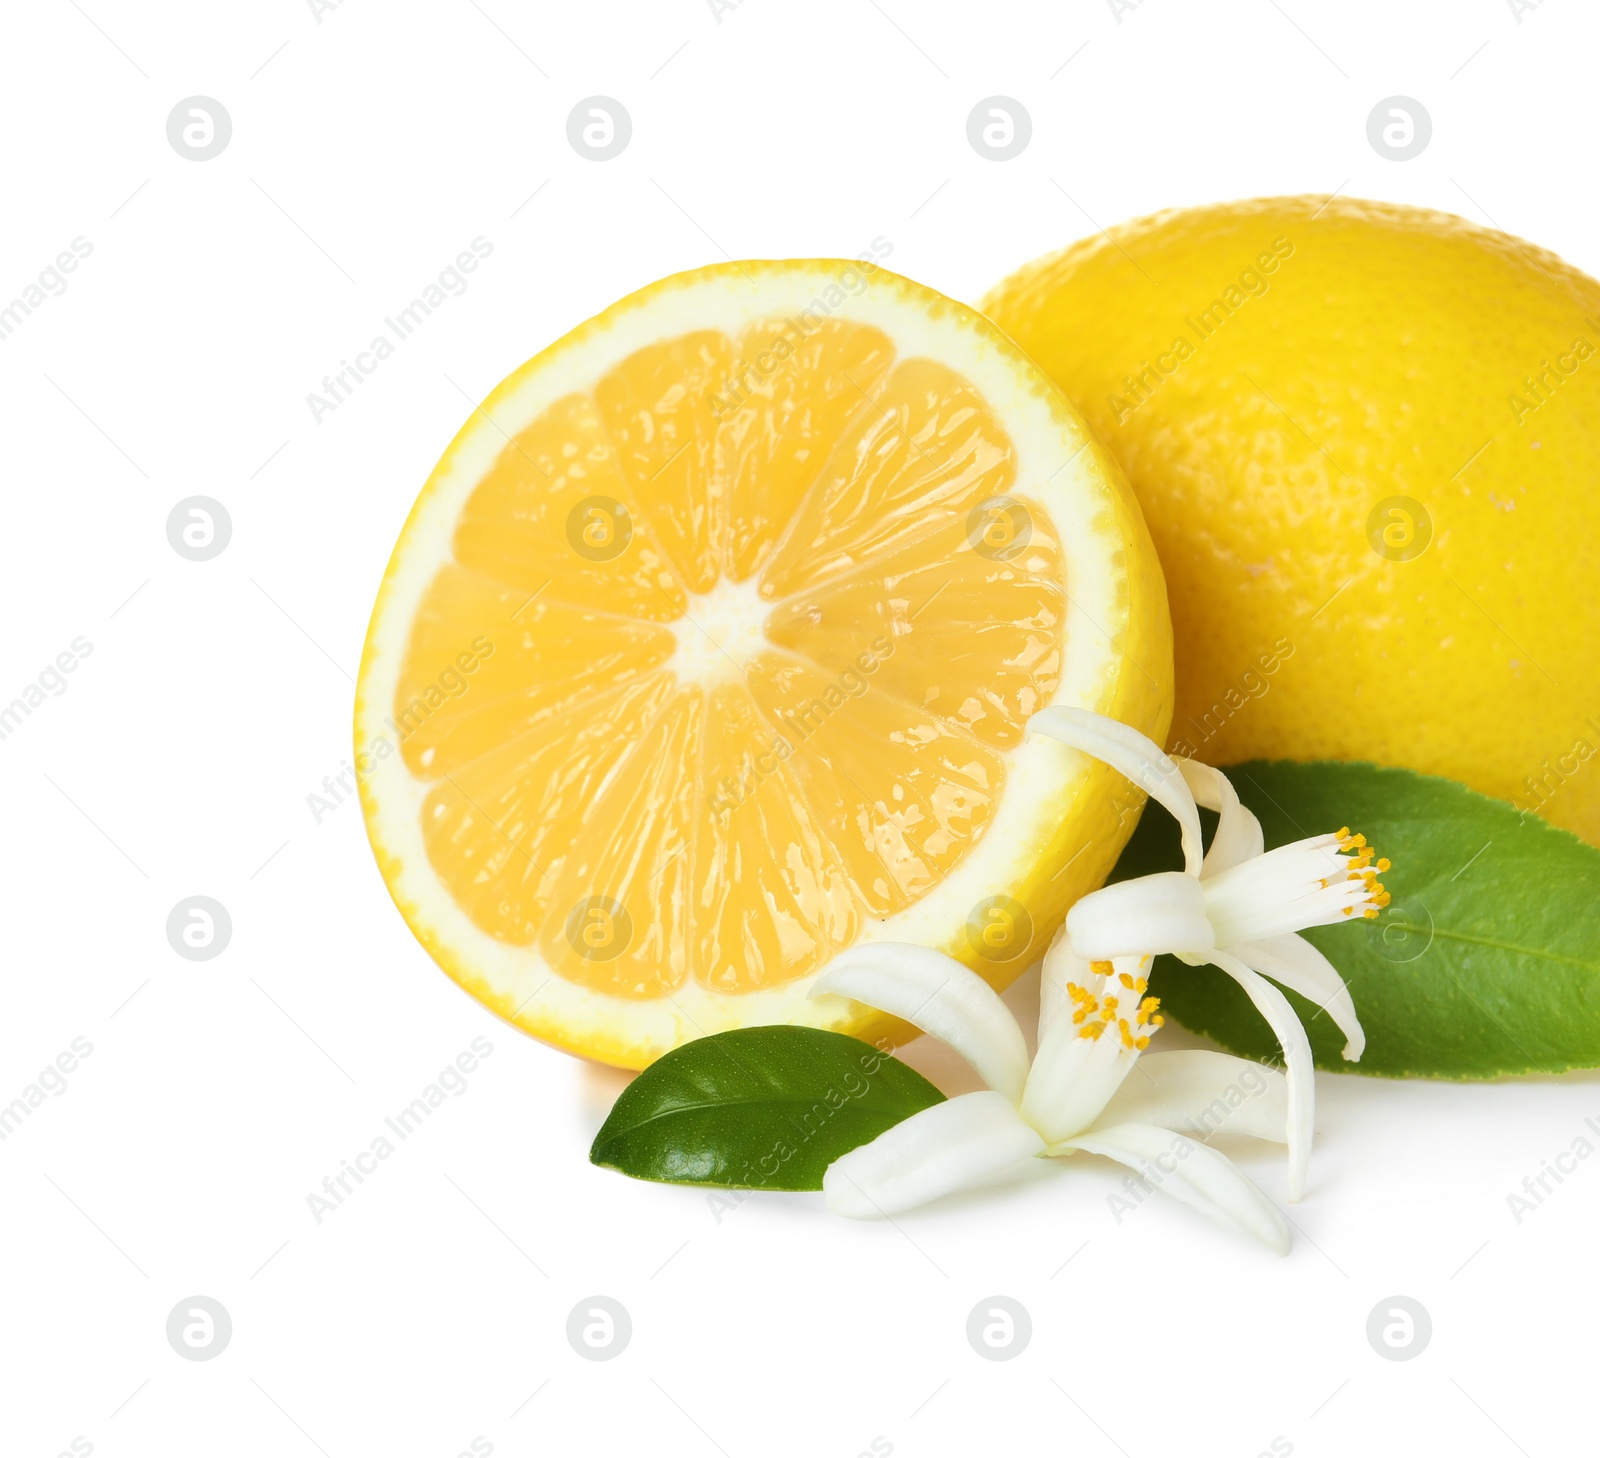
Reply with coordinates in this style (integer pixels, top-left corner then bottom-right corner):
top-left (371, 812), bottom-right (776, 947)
top-left (355, 261), bottom-right (1158, 1068)
top-left (668, 576), bottom-right (771, 689)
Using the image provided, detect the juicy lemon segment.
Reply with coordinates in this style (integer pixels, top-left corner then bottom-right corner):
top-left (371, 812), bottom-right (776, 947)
top-left (357, 262), bottom-right (1172, 1068)
top-left (453, 392), bottom-right (687, 621)
top-left (759, 357), bottom-right (1016, 600)
top-left (718, 318), bottom-right (895, 581)
top-left (762, 513), bottom-right (1065, 749)
top-left (694, 680), bottom-right (859, 994)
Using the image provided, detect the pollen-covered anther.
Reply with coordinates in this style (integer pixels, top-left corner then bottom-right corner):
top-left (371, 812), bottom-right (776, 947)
top-left (1136, 995), bottom-right (1161, 1026)
top-left (1089, 960), bottom-right (1114, 976)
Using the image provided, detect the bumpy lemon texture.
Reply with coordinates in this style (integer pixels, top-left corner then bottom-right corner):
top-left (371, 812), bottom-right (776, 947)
top-left (986, 197), bottom-right (1600, 844)
top-left (357, 261), bottom-right (1171, 1068)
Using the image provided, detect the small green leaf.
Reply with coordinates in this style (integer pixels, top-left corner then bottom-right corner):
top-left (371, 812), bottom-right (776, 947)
top-left (1109, 760), bottom-right (1600, 1079)
top-left (590, 1026), bottom-right (945, 1189)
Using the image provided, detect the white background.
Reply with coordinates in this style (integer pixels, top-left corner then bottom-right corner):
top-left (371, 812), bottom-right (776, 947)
top-left (2, 1), bottom-right (1596, 1455)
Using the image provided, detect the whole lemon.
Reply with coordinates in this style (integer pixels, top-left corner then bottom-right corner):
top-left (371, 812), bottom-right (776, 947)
top-left (985, 196), bottom-right (1600, 844)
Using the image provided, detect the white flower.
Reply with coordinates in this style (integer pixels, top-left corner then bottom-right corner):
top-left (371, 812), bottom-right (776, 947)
top-left (1027, 707), bottom-right (1389, 1202)
top-left (810, 940), bottom-right (1294, 1252)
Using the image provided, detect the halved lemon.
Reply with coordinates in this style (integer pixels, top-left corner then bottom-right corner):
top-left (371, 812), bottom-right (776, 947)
top-left (356, 260), bottom-right (1172, 1069)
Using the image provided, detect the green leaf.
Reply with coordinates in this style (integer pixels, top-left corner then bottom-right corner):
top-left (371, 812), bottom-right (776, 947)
top-left (590, 1026), bottom-right (945, 1189)
top-left (1108, 760), bottom-right (1600, 1079)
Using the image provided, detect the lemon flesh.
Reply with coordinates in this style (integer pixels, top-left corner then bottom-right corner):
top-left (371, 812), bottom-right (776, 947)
top-left (358, 261), bottom-right (1171, 1068)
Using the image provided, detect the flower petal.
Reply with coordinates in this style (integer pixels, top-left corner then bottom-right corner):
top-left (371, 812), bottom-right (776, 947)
top-left (1037, 923), bottom-right (1078, 1042)
top-left (810, 943), bottom-right (1030, 1104)
top-left (1232, 932), bottom-right (1366, 1061)
top-left (1062, 1121), bottom-right (1289, 1253)
top-left (1027, 707), bottom-right (1204, 875)
top-left (1208, 951), bottom-right (1316, 1202)
top-left (1202, 834), bottom-right (1382, 945)
top-left (823, 1091), bottom-right (1046, 1218)
top-left (1022, 1013), bottom-right (1140, 1146)
top-left (1097, 1049), bottom-right (1289, 1143)
top-left (1066, 872), bottom-right (1215, 960)
top-left (1178, 759), bottom-right (1265, 877)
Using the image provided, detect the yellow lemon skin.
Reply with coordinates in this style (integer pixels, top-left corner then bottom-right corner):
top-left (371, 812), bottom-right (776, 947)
top-left (985, 196), bottom-right (1600, 844)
